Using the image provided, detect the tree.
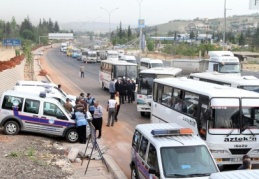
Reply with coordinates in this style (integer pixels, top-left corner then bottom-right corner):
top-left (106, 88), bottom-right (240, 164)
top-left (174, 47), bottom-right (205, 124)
top-left (118, 21), bottom-right (123, 39)
top-left (48, 18), bottom-right (54, 32)
top-left (127, 25), bottom-right (132, 40)
top-left (5, 22), bottom-right (11, 37)
top-left (20, 17), bottom-right (33, 36)
top-left (238, 32), bottom-right (245, 46)
top-left (189, 31), bottom-right (195, 39)
top-left (54, 21), bottom-right (60, 32)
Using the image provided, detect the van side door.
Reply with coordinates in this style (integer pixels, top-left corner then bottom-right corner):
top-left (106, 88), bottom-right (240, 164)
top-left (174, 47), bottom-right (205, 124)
top-left (39, 101), bottom-right (71, 136)
top-left (22, 98), bottom-right (41, 132)
top-left (146, 143), bottom-right (160, 178)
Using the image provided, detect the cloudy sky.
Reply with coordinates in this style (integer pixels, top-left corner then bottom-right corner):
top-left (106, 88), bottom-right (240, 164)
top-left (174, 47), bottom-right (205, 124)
top-left (0, 0), bottom-right (256, 26)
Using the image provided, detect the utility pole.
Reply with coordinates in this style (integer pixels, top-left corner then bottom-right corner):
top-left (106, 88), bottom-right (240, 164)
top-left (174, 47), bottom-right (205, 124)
top-left (223, 0), bottom-right (226, 50)
top-left (137, 0), bottom-right (144, 52)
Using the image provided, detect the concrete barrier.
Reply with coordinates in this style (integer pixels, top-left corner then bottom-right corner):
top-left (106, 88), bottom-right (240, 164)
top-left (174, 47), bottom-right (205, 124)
top-left (0, 60), bottom-right (25, 95)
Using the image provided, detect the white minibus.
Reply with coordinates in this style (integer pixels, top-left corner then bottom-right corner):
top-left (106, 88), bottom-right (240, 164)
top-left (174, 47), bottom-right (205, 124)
top-left (120, 55), bottom-right (137, 64)
top-left (151, 77), bottom-right (259, 166)
top-left (139, 58), bottom-right (164, 70)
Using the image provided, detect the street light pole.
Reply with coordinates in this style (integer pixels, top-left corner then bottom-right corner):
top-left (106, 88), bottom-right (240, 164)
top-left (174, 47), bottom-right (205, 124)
top-left (100, 7), bottom-right (119, 39)
top-left (137, 0), bottom-right (144, 52)
top-left (223, 0), bottom-right (226, 50)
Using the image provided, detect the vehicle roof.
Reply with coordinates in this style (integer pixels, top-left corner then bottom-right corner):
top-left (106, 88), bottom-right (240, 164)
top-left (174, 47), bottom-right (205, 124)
top-left (140, 58), bottom-right (163, 63)
top-left (101, 60), bottom-right (137, 66)
top-left (135, 123), bottom-right (206, 148)
top-left (190, 73), bottom-right (259, 86)
top-left (209, 169), bottom-right (259, 179)
top-left (3, 90), bottom-right (61, 104)
top-left (139, 67), bottom-right (182, 76)
top-left (154, 77), bottom-right (259, 98)
top-left (208, 51), bottom-right (234, 57)
top-left (16, 80), bottom-right (57, 87)
top-left (120, 55), bottom-right (136, 60)
top-left (106, 50), bottom-right (118, 53)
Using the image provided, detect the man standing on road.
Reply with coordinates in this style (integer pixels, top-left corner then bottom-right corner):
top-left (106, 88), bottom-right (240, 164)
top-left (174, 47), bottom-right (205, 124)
top-left (92, 101), bottom-right (103, 139)
top-left (107, 95), bottom-right (117, 127)
top-left (109, 78), bottom-right (116, 99)
top-left (80, 64), bottom-right (85, 78)
top-left (115, 91), bottom-right (120, 122)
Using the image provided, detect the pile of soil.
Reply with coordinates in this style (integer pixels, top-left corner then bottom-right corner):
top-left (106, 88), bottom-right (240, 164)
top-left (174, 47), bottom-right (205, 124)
top-left (0, 55), bottom-right (24, 72)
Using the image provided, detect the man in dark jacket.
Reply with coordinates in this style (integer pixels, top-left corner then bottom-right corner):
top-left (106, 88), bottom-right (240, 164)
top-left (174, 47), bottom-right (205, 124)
top-left (127, 80), bottom-right (134, 103)
top-left (117, 80), bottom-right (125, 104)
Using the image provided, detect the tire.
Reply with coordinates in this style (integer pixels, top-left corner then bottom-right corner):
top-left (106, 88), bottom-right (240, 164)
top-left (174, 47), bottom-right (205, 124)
top-left (131, 166), bottom-right (139, 179)
top-left (66, 129), bottom-right (79, 143)
top-left (4, 121), bottom-right (20, 135)
top-left (140, 112), bottom-right (145, 117)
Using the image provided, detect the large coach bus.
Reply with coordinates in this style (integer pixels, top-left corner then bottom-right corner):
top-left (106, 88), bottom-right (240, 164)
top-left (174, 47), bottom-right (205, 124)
top-left (190, 72), bottom-right (259, 93)
top-left (151, 77), bottom-right (259, 165)
top-left (137, 67), bottom-right (182, 116)
top-left (99, 60), bottom-right (137, 90)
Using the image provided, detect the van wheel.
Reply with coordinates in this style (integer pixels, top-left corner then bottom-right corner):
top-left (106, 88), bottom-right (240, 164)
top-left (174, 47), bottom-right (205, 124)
top-left (131, 166), bottom-right (139, 179)
top-left (140, 112), bottom-right (145, 117)
top-left (66, 129), bottom-right (79, 143)
top-left (4, 121), bottom-right (20, 135)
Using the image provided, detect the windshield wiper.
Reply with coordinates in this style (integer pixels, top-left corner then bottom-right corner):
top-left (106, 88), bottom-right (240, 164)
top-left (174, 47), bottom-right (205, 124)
top-left (188, 173), bottom-right (211, 177)
top-left (170, 173), bottom-right (210, 177)
top-left (168, 174), bottom-right (189, 178)
top-left (226, 128), bottom-right (235, 137)
top-left (242, 126), bottom-right (255, 136)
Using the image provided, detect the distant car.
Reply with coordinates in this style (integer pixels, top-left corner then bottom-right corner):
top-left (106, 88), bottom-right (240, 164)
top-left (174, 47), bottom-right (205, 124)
top-left (37, 51), bottom-right (43, 56)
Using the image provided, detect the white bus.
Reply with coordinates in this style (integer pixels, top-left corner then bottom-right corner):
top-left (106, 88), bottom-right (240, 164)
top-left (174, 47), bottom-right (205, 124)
top-left (190, 72), bottom-right (259, 93)
top-left (151, 77), bottom-right (259, 165)
top-left (99, 60), bottom-right (137, 90)
top-left (137, 67), bottom-right (182, 116)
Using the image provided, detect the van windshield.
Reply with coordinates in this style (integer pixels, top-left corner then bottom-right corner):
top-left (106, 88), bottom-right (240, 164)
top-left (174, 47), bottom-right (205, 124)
top-left (161, 145), bottom-right (218, 177)
top-left (151, 63), bottom-right (163, 68)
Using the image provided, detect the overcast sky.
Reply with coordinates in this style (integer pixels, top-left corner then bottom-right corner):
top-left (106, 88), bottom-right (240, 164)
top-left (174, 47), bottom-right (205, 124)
top-left (0, 0), bottom-right (256, 26)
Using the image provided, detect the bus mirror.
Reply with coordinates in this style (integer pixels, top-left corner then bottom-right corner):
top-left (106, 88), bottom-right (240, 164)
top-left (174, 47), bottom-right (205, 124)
top-left (205, 108), bottom-right (212, 121)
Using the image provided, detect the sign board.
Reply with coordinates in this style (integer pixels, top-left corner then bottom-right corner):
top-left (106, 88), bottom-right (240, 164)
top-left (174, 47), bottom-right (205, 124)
top-left (48, 33), bottom-right (74, 40)
top-left (249, 0), bottom-right (259, 9)
top-left (2, 39), bottom-right (21, 46)
top-left (138, 19), bottom-right (145, 28)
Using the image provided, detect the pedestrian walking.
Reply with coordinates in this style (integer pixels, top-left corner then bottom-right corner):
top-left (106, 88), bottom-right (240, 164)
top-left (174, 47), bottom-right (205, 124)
top-left (92, 101), bottom-right (103, 139)
top-left (80, 64), bottom-right (85, 78)
top-left (115, 91), bottom-right (120, 122)
top-left (106, 96), bottom-right (117, 127)
top-left (109, 78), bottom-right (116, 99)
top-left (72, 106), bottom-right (88, 144)
top-left (86, 93), bottom-right (95, 115)
top-left (64, 98), bottom-right (73, 113)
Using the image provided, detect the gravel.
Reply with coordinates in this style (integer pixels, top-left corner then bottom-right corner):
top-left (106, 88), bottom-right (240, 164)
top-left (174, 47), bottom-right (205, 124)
top-left (0, 130), bottom-right (75, 179)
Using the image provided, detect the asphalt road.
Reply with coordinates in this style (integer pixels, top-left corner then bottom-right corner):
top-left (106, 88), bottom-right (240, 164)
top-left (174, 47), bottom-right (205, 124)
top-left (45, 47), bottom-right (148, 178)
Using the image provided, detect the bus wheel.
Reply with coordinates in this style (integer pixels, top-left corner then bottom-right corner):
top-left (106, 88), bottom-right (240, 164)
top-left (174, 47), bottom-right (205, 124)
top-left (140, 112), bottom-right (145, 117)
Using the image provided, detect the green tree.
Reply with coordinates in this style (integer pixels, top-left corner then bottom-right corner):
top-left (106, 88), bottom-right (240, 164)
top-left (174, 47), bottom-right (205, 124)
top-left (147, 40), bottom-right (155, 51)
top-left (48, 18), bottom-right (54, 32)
top-left (5, 22), bottom-right (11, 37)
top-left (189, 31), bottom-right (195, 39)
top-left (54, 21), bottom-right (60, 32)
top-left (20, 17), bottom-right (33, 36)
top-left (238, 32), bottom-right (245, 46)
top-left (127, 25), bottom-right (132, 40)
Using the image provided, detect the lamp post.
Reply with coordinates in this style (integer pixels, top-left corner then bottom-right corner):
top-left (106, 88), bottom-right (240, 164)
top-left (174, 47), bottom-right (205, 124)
top-left (100, 7), bottom-right (119, 39)
top-left (223, 0), bottom-right (231, 51)
top-left (137, 0), bottom-right (144, 52)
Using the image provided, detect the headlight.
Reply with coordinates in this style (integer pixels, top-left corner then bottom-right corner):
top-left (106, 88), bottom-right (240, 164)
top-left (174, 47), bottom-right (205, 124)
top-left (210, 150), bottom-right (228, 154)
top-left (252, 149), bottom-right (259, 153)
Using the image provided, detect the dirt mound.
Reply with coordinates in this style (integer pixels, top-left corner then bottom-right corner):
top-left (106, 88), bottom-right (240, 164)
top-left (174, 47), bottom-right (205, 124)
top-left (0, 55), bottom-right (25, 72)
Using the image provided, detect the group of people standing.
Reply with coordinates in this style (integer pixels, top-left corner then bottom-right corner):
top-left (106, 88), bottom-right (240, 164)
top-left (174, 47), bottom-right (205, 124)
top-left (109, 77), bottom-right (136, 104)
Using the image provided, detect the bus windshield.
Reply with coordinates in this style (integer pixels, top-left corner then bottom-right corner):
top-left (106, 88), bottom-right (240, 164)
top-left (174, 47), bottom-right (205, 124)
top-left (240, 86), bottom-right (259, 93)
top-left (219, 63), bottom-right (240, 73)
top-left (138, 74), bottom-right (156, 95)
top-left (115, 65), bottom-right (137, 79)
top-left (161, 145), bottom-right (218, 178)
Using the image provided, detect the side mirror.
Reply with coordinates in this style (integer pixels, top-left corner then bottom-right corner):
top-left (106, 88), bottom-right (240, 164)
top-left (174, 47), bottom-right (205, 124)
top-left (148, 168), bottom-right (160, 177)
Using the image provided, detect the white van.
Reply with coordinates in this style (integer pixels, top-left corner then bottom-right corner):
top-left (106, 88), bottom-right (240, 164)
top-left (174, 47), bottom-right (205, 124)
top-left (15, 80), bottom-right (76, 103)
top-left (106, 50), bottom-right (119, 61)
top-left (209, 170), bottom-right (259, 179)
top-left (86, 51), bottom-right (97, 63)
top-left (139, 58), bottom-right (164, 70)
top-left (120, 55), bottom-right (137, 64)
top-left (13, 86), bottom-right (75, 107)
top-left (130, 123), bottom-right (219, 179)
top-left (0, 90), bottom-right (89, 143)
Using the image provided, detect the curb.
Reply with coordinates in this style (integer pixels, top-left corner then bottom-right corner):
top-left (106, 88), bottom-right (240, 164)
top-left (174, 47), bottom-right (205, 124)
top-left (103, 154), bottom-right (128, 179)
